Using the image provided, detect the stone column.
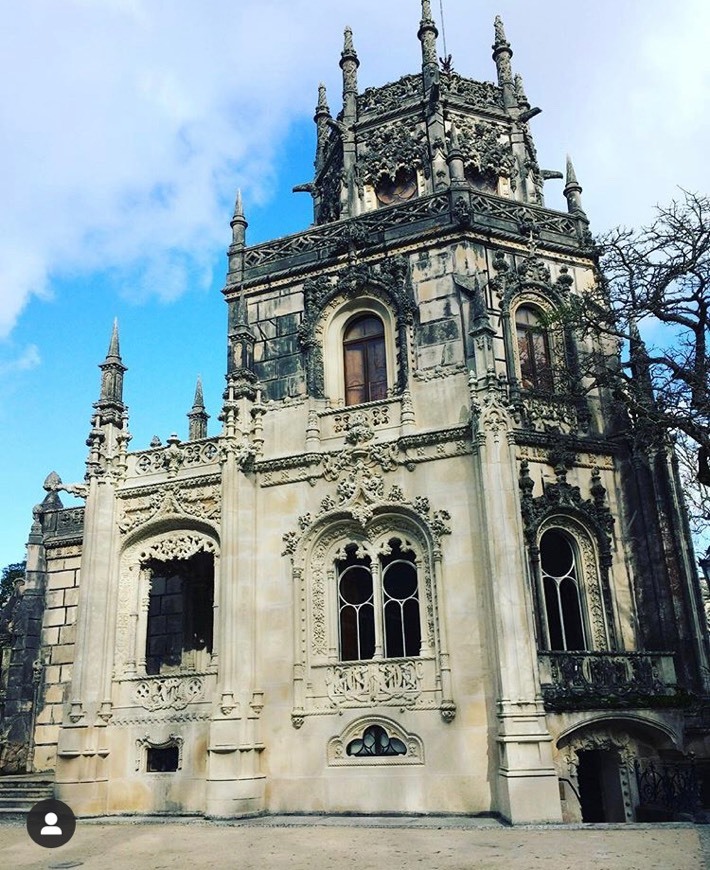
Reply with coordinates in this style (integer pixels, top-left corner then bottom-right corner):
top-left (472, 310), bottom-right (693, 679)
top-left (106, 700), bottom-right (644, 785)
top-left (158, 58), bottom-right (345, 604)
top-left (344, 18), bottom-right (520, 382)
top-left (470, 387), bottom-right (562, 823)
top-left (206, 393), bottom-right (265, 817)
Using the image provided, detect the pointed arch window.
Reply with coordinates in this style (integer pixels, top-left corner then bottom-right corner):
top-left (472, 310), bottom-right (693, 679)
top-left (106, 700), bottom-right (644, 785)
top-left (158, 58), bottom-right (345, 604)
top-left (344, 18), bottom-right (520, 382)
top-left (337, 540), bottom-right (421, 661)
top-left (540, 529), bottom-right (586, 651)
top-left (515, 304), bottom-right (553, 391)
top-left (343, 315), bottom-right (387, 405)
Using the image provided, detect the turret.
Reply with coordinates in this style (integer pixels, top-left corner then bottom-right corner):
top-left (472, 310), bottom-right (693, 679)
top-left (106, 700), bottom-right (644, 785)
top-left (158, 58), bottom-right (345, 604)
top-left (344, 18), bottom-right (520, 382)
top-left (187, 376), bottom-right (209, 441)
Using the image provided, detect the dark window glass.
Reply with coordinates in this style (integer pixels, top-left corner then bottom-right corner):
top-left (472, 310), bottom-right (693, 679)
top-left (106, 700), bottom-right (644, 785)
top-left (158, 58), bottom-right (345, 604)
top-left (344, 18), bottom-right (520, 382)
top-left (338, 551), bottom-right (375, 661)
top-left (346, 724), bottom-right (407, 756)
top-left (146, 551), bottom-right (214, 675)
top-left (343, 315), bottom-right (387, 406)
top-left (147, 745), bottom-right (179, 772)
top-left (382, 557), bottom-right (420, 658)
top-left (465, 167), bottom-right (497, 194)
top-left (540, 530), bottom-right (586, 651)
top-left (515, 305), bottom-right (553, 391)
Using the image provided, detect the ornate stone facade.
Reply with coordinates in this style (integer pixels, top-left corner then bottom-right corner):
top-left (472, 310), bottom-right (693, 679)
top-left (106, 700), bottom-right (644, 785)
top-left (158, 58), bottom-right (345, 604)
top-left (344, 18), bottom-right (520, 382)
top-left (3, 4), bottom-right (708, 827)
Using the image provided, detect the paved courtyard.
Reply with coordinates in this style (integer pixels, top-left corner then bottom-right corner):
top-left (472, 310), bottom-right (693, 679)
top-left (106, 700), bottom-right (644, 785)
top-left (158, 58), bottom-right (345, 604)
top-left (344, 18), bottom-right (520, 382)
top-left (1, 816), bottom-right (709, 870)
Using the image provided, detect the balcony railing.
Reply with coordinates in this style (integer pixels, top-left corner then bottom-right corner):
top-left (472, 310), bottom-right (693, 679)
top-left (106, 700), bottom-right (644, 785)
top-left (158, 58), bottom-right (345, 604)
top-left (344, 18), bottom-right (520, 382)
top-left (538, 651), bottom-right (678, 711)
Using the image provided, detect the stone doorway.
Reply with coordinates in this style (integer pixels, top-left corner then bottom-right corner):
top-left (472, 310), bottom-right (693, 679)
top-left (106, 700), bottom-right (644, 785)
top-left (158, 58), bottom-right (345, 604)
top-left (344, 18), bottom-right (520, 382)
top-left (577, 749), bottom-right (625, 822)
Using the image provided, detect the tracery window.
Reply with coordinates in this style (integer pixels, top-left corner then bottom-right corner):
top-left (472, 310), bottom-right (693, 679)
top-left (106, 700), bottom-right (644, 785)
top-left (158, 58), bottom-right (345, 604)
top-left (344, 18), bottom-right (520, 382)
top-left (515, 304), bottom-right (553, 391)
top-left (337, 539), bottom-right (421, 662)
top-left (539, 529), bottom-right (586, 651)
top-left (343, 314), bottom-right (387, 406)
top-left (346, 724), bottom-right (407, 757)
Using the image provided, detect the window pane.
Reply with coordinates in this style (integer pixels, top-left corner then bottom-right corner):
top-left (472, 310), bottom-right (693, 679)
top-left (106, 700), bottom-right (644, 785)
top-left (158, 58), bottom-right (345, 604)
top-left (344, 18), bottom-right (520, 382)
top-left (344, 344), bottom-right (367, 405)
top-left (544, 575), bottom-right (565, 651)
top-left (382, 559), bottom-right (420, 658)
top-left (343, 315), bottom-right (387, 405)
top-left (560, 578), bottom-right (586, 650)
top-left (338, 555), bottom-right (375, 661)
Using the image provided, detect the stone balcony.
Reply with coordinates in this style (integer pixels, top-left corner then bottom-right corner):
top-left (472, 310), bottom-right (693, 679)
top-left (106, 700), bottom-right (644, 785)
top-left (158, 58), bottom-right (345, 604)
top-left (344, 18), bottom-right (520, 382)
top-left (538, 651), bottom-right (679, 712)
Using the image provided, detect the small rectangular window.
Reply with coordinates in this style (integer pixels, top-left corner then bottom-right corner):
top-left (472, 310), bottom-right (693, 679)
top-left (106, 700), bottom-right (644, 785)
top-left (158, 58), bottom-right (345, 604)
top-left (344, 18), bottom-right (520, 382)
top-left (147, 745), bottom-right (179, 772)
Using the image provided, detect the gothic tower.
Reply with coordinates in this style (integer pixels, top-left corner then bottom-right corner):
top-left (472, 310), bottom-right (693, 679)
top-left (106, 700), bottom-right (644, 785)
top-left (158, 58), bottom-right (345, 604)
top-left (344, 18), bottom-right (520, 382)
top-left (4, 4), bottom-right (708, 825)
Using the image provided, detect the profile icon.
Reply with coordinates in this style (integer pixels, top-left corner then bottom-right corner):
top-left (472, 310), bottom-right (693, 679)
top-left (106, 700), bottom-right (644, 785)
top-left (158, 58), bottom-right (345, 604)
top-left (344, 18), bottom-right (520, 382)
top-left (26, 798), bottom-right (76, 848)
top-left (40, 811), bottom-right (62, 836)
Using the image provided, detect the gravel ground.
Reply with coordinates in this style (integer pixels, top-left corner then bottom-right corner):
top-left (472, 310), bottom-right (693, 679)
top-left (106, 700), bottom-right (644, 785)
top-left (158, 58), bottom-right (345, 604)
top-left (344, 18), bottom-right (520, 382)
top-left (0, 815), bottom-right (707, 870)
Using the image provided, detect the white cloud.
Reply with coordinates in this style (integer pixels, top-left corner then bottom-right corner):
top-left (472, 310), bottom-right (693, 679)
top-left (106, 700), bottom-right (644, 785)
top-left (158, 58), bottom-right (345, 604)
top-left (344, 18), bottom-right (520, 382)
top-left (0, 344), bottom-right (41, 377)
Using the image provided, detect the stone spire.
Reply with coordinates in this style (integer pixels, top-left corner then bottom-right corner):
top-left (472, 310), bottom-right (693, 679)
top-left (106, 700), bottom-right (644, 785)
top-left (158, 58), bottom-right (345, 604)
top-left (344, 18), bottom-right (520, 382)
top-left (95, 319), bottom-right (127, 428)
top-left (187, 376), bottom-right (209, 441)
top-left (340, 26), bottom-right (359, 124)
top-left (492, 15), bottom-right (516, 110)
top-left (563, 155), bottom-right (586, 215)
top-left (418, 0), bottom-right (440, 93)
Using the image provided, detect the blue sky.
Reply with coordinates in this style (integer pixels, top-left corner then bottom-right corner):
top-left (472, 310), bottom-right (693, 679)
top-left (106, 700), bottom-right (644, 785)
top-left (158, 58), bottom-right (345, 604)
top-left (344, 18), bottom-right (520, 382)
top-left (1, 0), bottom-right (709, 567)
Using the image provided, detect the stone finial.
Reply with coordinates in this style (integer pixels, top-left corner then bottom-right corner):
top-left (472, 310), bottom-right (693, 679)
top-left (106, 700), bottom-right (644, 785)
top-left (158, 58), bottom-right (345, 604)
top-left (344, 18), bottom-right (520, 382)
top-left (230, 188), bottom-right (248, 247)
top-left (563, 155), bottom-right (586, 215)
top-left (421, 0), bottom-right (434, 23)
top-left (340, 26), bottom-right (359, 123)
top-left (342, 25), bottom-right (357, 61)
top-left (187, 375), bottom-right (209, 441)
top-left (493, 15), bottom-right (508, 47)
top-left (316, 82), bottom-right (329, 113)
top-left (514, 73), bottom-right (530, 110)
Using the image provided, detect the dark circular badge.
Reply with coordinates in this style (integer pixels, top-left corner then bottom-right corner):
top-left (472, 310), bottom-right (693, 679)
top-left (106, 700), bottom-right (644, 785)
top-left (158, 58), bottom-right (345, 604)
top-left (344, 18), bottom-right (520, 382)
top-left (26, 798), bottom-right (76, 848)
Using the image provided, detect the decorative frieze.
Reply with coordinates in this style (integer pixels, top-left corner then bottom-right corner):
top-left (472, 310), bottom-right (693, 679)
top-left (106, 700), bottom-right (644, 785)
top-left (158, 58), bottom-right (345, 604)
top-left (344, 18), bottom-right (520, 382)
top-left (132, 439), bottom-right (219, 477)
top-left (117, 479), bottom-right (221, 535)
top-left (326, 660), bottom-right (423, 706)
top-left (133, 676), bottom-right (204, 711)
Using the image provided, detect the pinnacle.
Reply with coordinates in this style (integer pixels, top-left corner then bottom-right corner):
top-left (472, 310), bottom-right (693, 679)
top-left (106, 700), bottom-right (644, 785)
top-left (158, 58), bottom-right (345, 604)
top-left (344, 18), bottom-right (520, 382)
top-left (421, 0), bottom-right (434, 22)
top-left (107, 318), bottom-right (121, 359)
top-left (494, 15), bottom-right (508, 46)
top-left (342, 25), bottom-right (357, 57)
top-left (317, 82), bottom-right (330, 112)
top-left (233, 188), bottom-right (244, 219)
top-left (193, 375), bottom-right (205, 409)
top-left (565, 155), bottom-right (580, 187)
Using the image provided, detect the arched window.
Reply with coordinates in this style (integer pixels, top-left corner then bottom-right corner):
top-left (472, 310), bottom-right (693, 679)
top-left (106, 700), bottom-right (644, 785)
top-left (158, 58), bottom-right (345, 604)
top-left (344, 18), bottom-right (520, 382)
top-left (343, 315), bottom-right (387, 406)
top-left (337, 539), bottom-right (421, 661)
top-left (515, 304), bottom-right (553, 391)
top-left (540, 529), bottom-right (586, 651)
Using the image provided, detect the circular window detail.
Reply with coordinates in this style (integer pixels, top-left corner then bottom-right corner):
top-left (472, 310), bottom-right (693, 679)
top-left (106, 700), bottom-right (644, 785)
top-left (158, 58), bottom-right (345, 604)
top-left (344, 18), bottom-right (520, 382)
top-left (375, 169), bottom-right (417, 205)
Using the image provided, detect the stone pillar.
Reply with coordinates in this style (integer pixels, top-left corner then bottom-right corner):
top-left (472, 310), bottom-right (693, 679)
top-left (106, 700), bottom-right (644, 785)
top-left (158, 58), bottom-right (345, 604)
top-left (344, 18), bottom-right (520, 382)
top-left (206, 392), bottom-right (265, 817)
top-left (55, 473), bottom-right (118, 815)
top-left (470, 387), bottom-right (562, 823)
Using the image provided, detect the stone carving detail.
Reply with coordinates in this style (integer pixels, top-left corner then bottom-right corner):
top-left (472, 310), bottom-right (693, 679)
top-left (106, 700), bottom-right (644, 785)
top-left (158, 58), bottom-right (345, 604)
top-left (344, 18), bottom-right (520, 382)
top-left (442, 74), bottom-right (503, 109)
top-left (137, 533), bottom-right (218, 564)
top-left (471, 388), bottom-right (515, 445)
top-left (117, 481), bottom-right (220, 535)
top-left (135, 439), bottom-right (219, 475)
top-left (332, 405), bottom-right (390, 434)
top-left (539, 651), bottom-right (676, 711)
top-left (357, 74), bottom-right (423, 116)
top-left (133, 676), bottom-right (204, 711)
top-left (449, 117), bottom-right (515, 185)
top-left (326, 660), bottom-right (422, 705)
top-left (359, 120), bottom-right (429, 184)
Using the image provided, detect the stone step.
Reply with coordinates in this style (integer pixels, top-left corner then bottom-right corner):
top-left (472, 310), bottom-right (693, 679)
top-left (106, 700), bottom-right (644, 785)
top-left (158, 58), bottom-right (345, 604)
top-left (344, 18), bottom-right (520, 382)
top-left (0, 777), bottom-right (54, 813)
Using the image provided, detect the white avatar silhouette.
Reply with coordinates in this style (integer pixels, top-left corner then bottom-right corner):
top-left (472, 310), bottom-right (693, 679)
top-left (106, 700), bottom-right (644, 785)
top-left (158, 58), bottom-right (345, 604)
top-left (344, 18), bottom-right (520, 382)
top-left (40, 811), bottom-right (62, 836)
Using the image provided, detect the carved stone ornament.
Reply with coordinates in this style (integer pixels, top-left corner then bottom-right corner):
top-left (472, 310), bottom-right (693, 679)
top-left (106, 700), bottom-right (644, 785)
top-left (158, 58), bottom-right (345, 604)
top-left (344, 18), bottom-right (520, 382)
top-left (359, 119), bottom-right (430, 184)
top-left (133, 676), bottom-right (204, 711)
top-left (117, 480), bottom-right (220, 535)
top-left (470, 387), bottom-right (515, 445)
top-left (326, 660), bottom-right (423, 706)
top-left (448, 117), bottom-right (515, 185)
top-left (327, 715), bottom-right (424, 766)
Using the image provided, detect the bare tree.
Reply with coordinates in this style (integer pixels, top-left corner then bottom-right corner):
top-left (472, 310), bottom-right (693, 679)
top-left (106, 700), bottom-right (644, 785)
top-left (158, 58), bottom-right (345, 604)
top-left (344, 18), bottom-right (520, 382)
top-left (561, 191), bottom-right (710, 482)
